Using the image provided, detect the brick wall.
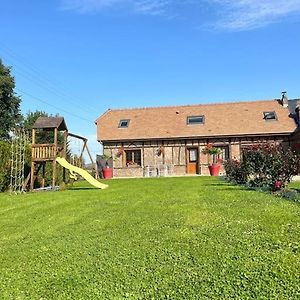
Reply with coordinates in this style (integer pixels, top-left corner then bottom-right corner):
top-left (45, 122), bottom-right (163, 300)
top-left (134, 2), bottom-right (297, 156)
top-left (113, 167), bottom-right (143, 178)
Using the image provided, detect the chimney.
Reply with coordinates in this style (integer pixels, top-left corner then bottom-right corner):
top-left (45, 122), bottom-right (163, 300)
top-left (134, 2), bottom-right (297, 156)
top-left (281, 91), bottom-right (288, 107)
top-left (295, 104), bottom-right (300, 125)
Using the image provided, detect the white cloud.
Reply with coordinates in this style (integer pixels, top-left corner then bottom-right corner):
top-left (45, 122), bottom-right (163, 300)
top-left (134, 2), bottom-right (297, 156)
top-left (134, 0), bottom-right (170, 15)
top-left (211, 0), bottom-right (300, 30)
top-left (60, 0), bottom-right (170, 15)
top-left (60, 0), bottom-right (300, 30)
top-left (60, 0), bottom-right (122, 13)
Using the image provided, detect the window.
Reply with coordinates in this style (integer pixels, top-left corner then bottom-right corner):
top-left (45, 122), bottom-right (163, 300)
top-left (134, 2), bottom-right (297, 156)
top-left (217, 146), bottom-right (229, 161)
top-left (187, 115), bottom-right (205, 125)
top-left (125, 150), bottom-right (141, 166)
top-left (189, 149), bottom-right (198, 162)
top-left (263, 111), bottom-right (277, 121)
top-left (118, 119), bottom-right (130, 128)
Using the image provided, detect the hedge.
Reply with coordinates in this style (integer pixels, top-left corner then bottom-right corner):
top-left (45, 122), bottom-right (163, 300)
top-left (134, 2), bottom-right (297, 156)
top-left (224, 143), bottom-right (300, 190)
top-left (0, 141), bottom-right (11, 191)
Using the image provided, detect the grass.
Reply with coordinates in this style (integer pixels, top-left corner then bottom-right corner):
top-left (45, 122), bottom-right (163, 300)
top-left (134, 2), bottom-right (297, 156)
top-left (0, 177), bottom-right (299, 299)
top-left (288, 181), bottom-right (300, 190)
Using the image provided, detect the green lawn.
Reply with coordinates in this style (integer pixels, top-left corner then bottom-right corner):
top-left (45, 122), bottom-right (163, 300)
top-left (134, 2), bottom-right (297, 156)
top-left (0, 177), bottom-right (299, 299)
top-left (288, 181), bottom-right (300, 190)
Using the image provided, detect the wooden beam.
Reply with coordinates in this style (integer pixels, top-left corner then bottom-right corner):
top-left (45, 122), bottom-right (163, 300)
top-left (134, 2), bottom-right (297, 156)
top-left (85, 143), bottom-right (94, 164)
top-left (32, 143), bottom-right (56, 147)
top-left (52, 160), bottom-right (56, 188)
top-left (68, 132), bottom-right (87, 141)
top-left (54, 128), bottom-right (58, 146)
top-left (63, 130), bottom-right (68, 158)
top-left (32, 129), bottom-right (36, 144)
top-left (79, 141), bottom-right (86, 161)
top-left (30, 162), bottom-right (35, 191)
top-left (23, 173), bottom-right (31, 190)
top-left (42, 163), bottom-right (45, 188)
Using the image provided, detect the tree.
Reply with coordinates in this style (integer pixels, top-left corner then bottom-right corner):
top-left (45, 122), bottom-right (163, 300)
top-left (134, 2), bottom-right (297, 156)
top-left (0, 59), bottom-right (22, 140)
top-left (23, 110), bottom-right (50, 142)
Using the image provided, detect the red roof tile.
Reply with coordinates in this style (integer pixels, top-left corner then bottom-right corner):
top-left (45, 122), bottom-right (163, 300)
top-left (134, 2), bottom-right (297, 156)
top-left (96, 100), bottom-right (296, 141)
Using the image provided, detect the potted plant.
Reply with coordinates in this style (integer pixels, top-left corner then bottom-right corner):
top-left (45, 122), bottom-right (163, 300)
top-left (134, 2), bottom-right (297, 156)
top-left (116, 147), bottom-right (124, 158)
top-left (100, 154), bottom-right (113, 179)
top-left (156, 146), bottom-right (164, 157)
top-left (202, 144), bottom-right (222, 176)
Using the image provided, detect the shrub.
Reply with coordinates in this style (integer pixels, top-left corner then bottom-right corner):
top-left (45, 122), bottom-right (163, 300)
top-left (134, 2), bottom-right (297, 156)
top-left (224, 159), bottom-right (247, 184)
top-left (0, 138), bottom-right (71, 191)
top-left (224, 143), bottom-right (300, 191)
top-left (0, 141), bottom-right (11, 191)
top-left (242, 144), bottom-right (299, 190)
top-left (0, 141), bottom-right (32, 192)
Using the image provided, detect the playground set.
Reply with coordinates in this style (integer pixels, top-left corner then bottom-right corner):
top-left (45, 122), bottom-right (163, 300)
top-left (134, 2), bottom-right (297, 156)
top-left (9, 116), bottom-right (108, 193)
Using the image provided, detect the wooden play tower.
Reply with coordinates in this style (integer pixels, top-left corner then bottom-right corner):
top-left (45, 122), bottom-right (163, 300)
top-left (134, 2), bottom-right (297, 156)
top-left (30, 117), bottom-right (68, 190)
top-left (29, 116), bottom-right (97, 191)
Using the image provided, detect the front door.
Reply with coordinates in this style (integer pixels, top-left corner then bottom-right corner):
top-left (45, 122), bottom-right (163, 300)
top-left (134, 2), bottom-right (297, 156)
top-left (187, 148), bottom-right (199, 174)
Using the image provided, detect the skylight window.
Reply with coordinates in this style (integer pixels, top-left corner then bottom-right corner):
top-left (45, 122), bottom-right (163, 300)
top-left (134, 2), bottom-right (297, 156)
top-left (187, 115), bottom-right (205, 125)
top-left (263, 111), bottom-right (277, 121)
top-left (118, 119), bottom-right (130, 128)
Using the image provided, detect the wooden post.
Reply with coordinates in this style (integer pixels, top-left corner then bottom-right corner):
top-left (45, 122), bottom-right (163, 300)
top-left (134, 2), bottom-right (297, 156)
top-left (53, 128), bottom-right (58, 188)
top-left (63, 130), bottom-right (68, 158)
top-left (30, 162), bottom-right (35, 191)
top-left (54, 128), bottom-right (58, 148)
top-left (52, 159), bottom-right (56, 188)
top-left (32, 129), bottom-right (36, 144)
top-left (85, 143), bottom-right (94, 164)
top-left (42, 163), bottom-right (45, 188)
top-left (30, 128), bottom-right (36, 191)
top-left (79, 141), bottom-right (86, 161)
top-left (95, 161), bottom-right (99, 179)
top-left (63, 130), bottom-right (68, 183)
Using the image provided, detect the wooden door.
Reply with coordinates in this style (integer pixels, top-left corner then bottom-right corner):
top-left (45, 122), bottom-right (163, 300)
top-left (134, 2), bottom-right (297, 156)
top-left (187, 148), bottom-right (199, 174)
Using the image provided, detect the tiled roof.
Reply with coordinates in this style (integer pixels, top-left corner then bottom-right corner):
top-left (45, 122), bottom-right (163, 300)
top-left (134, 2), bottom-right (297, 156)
top-left (96, 99), bottom-right (297, 142)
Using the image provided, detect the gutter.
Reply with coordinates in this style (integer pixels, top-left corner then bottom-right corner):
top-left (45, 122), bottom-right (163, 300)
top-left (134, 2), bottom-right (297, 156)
top-left (99, 131), bottom-right (294, 143)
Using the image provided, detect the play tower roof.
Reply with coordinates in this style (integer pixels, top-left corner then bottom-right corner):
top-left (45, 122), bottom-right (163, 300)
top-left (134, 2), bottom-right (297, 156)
top-left (32, 117), bottom-right (68, 131)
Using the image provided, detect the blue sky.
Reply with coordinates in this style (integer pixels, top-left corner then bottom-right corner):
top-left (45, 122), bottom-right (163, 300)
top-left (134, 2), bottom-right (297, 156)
top-left (1, 0), bottom-right (300, 156)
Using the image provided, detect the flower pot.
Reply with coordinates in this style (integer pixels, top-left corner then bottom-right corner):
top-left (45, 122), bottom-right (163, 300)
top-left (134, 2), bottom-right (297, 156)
top-left (208, 164), bottom-right (220, 176)
top-left (103, 167), bottom-right (113, 179)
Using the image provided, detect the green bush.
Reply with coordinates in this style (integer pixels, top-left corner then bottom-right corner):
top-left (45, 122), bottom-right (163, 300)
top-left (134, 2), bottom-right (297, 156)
top-left (0, 141), bottom-right (11, 191)
top-left (0, 141), bottom-right (32, 192)
top-left (0, 140), bottom-right (71, 191)
top-left (223, 159), bottom-right (247, 184)
top-left (243, 144), bottom-right (299, 189)
top-left (224, 144), bottom-right (300, 191)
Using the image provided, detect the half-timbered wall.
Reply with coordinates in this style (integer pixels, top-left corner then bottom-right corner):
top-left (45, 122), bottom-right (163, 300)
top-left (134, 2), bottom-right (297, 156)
top-left (102, 135), bottom-right (291, 178)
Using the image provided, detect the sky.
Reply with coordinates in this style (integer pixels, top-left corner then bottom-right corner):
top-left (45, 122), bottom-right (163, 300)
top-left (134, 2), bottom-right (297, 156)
top-left (1, 0), bottom-right (300, 157)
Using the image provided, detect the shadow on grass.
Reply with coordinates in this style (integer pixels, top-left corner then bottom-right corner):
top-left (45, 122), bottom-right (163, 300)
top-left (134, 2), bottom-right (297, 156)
top-left (68, 187), bottom-right (100, 191)
top-left (206, 181), bottom-right (259, 192)
top-left (206, 183), bottom-right (231, 186)
top-left (215, 187), bottom-right (255, 192)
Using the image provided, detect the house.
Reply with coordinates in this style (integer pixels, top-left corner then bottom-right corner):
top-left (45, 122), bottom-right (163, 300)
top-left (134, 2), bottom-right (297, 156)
top-left (95, 93), bottom-right (300, 177)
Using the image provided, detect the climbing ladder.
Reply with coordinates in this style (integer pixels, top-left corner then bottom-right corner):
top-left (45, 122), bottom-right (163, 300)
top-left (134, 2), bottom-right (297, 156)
top-left (9, 128), bottom-right (28, 194)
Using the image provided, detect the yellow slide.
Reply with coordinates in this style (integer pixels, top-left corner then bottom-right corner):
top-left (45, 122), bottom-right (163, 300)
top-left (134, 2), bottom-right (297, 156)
top-left (56, 157), bottom-right (108, 189)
